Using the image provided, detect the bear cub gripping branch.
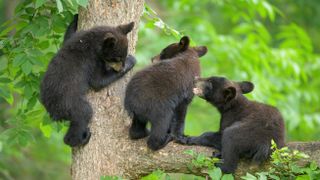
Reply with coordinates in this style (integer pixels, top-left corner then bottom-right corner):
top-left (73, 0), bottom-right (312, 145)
top-left (40, 22), bottom-right (136, 147)
top-left (177, 76), bottom-right (285, 173)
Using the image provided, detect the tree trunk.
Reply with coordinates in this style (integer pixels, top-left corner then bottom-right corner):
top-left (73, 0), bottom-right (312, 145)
top-left (71, 0), bottom-right (145, 179)
top-left (71, 1), bottom-right (320, 179)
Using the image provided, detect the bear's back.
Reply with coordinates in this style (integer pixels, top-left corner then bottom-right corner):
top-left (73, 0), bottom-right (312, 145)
top-left (238, 101), bottom-right (285, 147)
top-left (125, 52), bottom-right (200, 113)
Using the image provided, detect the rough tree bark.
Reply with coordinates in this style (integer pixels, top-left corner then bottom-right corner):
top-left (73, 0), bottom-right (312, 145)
top-left (71, 1), bottom-right (320, 179)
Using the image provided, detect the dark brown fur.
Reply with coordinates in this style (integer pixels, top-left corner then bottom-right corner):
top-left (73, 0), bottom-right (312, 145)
top-left (177, 76), bottom-right (285, 173)
top-left (125, 36), bottom-right (207, 150)
top-left (40, 22), bottom-right (136, 147)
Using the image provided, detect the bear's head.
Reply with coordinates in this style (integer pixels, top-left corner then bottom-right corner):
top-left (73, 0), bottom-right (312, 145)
top-left (193, 76), bottom-right (254, 107)
top-left (100, 22), bottom-right (134, 72)
top-left (151, 36), bottom-right (207, 63)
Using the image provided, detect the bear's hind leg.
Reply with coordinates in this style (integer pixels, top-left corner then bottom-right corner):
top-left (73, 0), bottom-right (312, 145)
top-left (218, 129), bottom-right (242, 173)
top-left (252, 144), bottom-right (270, 164)
top-left (64, 97), bottom-right (93, 147)
top-left (219, 140), bottom-right (239, 173)
top-left (147, 112), bottom-right (173, 150)
top-left (129, 114), bottom-right (149, 139)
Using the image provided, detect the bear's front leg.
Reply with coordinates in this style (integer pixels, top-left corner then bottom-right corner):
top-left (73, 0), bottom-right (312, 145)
top-left (175, 131), bottom-right (222, 150)
top-left (90, 55), bottom-right (136, 91)
top-left (171, 100), bottom-right (191, 139)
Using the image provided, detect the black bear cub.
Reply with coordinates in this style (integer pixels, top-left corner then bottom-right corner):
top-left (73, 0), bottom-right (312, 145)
top-left (40, 22), bottom-right (136, 147)
top-left (125, 36), bottom-right (207, 150)
top-left (177, 76), bottom-right (285, 173)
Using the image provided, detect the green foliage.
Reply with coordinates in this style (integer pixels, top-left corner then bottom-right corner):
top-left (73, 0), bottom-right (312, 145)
top-left (184, 150), bottom-right (234, 179)
top-left (96, 143), bottom-right (320, 180)
top-left (184, 149), bottom-right (220, 170)
top-left (0, 0), bottom-right (88, 179)
top-left (101, 175), bottom-right (124, 180)
top-left (241, 140), bottom-right (320, 180)
top-left (0, 0), bottom-right (85, 147)
top-left (144, 4), bottom-right (182, 39)
top-left (141, 170), bottom-right (171, 180)
top-left (182, 141), bottom-right (320, 179)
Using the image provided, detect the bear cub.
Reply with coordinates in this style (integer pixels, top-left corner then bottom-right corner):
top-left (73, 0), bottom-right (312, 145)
top-left (177, 76), bottom-right (285, 173)
top-left (125, 36), bottom-right (207, 150)
top-left (40, 22), bottom-right (136, 147)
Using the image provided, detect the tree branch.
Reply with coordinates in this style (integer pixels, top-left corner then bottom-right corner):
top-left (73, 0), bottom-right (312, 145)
top-left (119, 140), bottom-right (320, 178)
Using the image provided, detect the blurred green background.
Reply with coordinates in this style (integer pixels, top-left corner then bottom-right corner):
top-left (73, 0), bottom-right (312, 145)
top-left (0, 0), bottom-right (319, 179)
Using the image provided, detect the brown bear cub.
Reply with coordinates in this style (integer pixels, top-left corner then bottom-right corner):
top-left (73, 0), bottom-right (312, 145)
top-left (177, 76), bottom-right (285, 173)
top-left (40, 22), bottom-right (136, 147)
top-left (125, 36), bottom-right (207, 150)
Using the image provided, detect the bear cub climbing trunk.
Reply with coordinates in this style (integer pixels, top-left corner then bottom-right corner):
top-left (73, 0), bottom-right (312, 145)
top-left (71, 1), bottom-right (144, 179)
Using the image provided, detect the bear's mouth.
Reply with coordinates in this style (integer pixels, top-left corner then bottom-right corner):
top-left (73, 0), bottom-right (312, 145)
top-left (193, 79), bottom-right (207, 97)
top-left (106, 62), bottom-right (123, 72)
top-left (193, 87), bottom-right (204, 96)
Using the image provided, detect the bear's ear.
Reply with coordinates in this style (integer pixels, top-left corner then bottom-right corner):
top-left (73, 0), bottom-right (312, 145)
top-left (118, 22), bottom-right (135, 35)
top-left (239, 81), bottom-right (254, 94)
top-left (103, 33), bottom-right (116, 48)
top-left (179, 36), bottom-right (190, 51)
top-left (223, 86), bottom-right (237, 102)
top-left (194, 46), bottom-right (208, 57)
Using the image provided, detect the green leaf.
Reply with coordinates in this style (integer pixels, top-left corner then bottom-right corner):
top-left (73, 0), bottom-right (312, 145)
top-left (21, 61), bottom-right (33, 75)
top-left (0, 86), bottom-right (14, 105)
top-left (240, 173), bottom-right (257, 180)
top-left (262, 1), bottom-right (275, 22)
top-left (27, 95), bottom-right (38, 110)
top-left (222, 174), bottom-right (234, 180)
top-left (40, 122), bottom-right (52, 138)
top-left (296, 175), bottom-right (310, 180)
top-left (18, 130), bottom-right (33, 146)
top-left (27, 49), bottom-right (44, 57)
top-left (208, 168), bottom-right (222, 180)
top-left (100, 176), bottom-right (123, 180)
top-left (0, 55), bottom-right (8, 71)
top-left (0, 24), bottom-right (15, 37)
top-left (310, 161), bottom-right (318, 170)
top-left (24, 84), bottom-right (33, 99)
top-left (141, 170), bottom-right (165, 180)
top-left (39, 40), bottom-right (50, 50)
top-left (184, 149), bottom-right (195, 156)
top-left (52, 15), bottom-right (67, 33)
top-left (256, 172), bottom-right (268, 180)
top-left (35, 0), bottom-right (46, 8)
top-left (12, 54), bottom-right (26, 67)
top-left (0, 77), bottom-right (11, 83)
top-left (42, 113), bottom-right (52, 126)
top-left (77, 0), bottom-right (89, 7)
top-left (268, 174), bottom-right (280, 180)
top-left (15, 81), bottom-right (26, 88)
top-left (0, 141), bottom-right (2, 152)
top-left (56, 0), bottom-right (63, 12)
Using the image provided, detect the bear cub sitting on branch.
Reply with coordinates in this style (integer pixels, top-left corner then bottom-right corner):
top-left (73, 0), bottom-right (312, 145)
top-left (125, 36), bottom-right (207, 150)
top-left (177, 76), bottom-right (285, 173)
top-left (40, 22), bottom-right (136, 147)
